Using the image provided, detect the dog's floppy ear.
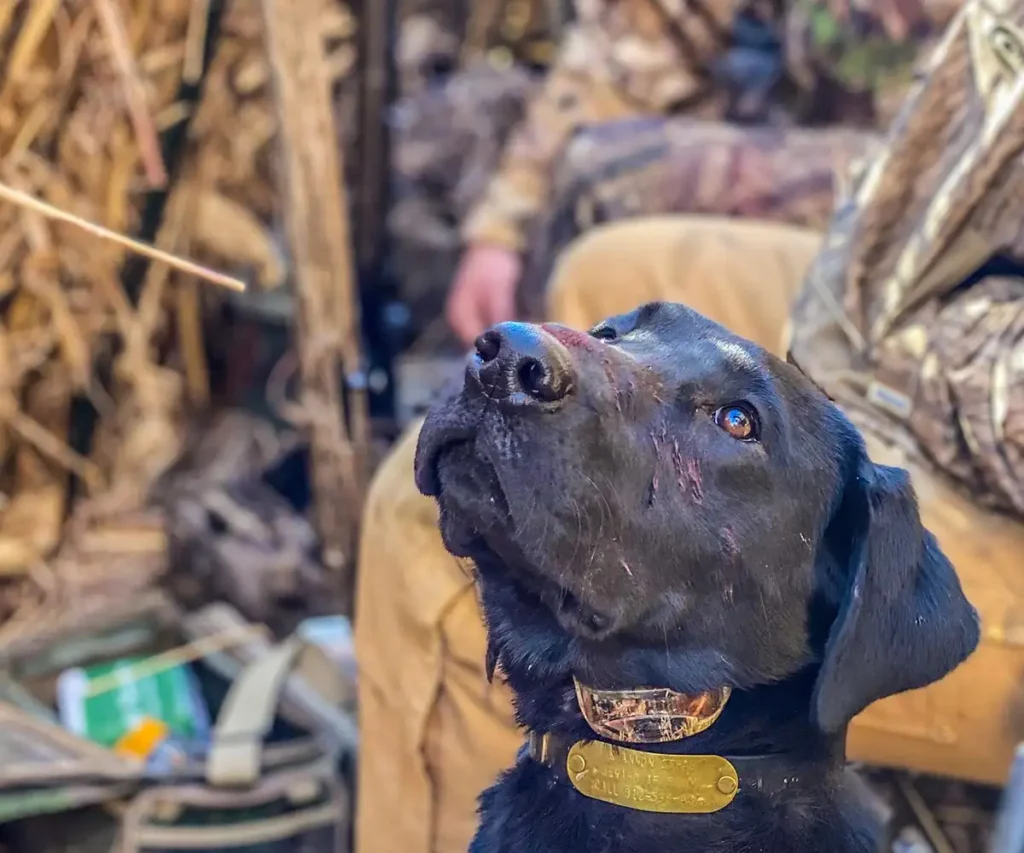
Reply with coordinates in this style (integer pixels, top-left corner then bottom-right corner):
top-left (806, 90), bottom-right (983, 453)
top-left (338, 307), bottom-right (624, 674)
top-left (813, 460), bottom-right (980, 733)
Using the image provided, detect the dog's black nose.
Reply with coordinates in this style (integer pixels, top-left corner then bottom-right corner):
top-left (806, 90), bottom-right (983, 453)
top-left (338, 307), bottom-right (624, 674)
top-left (471, 322), bottom-right (573, 403)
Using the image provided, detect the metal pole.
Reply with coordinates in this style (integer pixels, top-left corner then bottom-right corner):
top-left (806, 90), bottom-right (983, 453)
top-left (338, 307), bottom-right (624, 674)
top-left (353, 0), bottom-right (402, 433)
top-left (354, 0), bottom-right (395, 271)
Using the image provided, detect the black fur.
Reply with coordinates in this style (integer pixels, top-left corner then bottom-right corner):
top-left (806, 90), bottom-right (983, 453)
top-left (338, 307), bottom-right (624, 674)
top-left (414, 303), bottom-right (980, 853)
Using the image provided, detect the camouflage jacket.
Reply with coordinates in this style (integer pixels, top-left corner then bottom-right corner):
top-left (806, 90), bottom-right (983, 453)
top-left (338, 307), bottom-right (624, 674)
top-left (789, 0), bottom-right (1024, 516)
top-left (463, 0), bottom-right (961, 251)
top-left (514, 116), bottom-right (878, 316)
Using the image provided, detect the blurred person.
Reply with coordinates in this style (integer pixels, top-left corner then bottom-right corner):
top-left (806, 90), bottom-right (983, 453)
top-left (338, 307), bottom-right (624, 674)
top-left (436, 0), bottom-right (960, 345)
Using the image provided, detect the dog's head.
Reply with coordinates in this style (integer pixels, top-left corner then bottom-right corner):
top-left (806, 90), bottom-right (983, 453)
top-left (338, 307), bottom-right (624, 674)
top-left (415, 303), bottom-right (979, 733)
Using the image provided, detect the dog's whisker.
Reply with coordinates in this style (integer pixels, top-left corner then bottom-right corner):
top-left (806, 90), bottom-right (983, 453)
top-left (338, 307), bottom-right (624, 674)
top-left (566, 497), bottom-right (584, 571)
top-left (538, 504), bottom-right (551, 555)
top-left (516, 488), bottom-right (540, 540)
top-left (578, 474), bottom-right (609, 552)
top-left (582, 472), bottom-right (614, 535)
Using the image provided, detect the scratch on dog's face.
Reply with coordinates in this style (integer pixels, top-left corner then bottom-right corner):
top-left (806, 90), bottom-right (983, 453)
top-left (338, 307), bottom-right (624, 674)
top-left (416, 302), bottom-right (852, 676)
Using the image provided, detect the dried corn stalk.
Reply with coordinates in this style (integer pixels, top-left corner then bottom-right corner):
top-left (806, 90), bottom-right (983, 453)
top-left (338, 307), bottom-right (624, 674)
top-left (186, 0), bottom-right (357, 288)
top-left (0, 0), bottom-right (198, 615)
top-left (0, 0), bottom-right (361, 634)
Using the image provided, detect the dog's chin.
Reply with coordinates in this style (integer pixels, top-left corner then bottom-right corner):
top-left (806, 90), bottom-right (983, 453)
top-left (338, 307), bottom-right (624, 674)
top-left (466, 538), bottom-right (629, 644)
top-left (433, 479), bottom-right (625, 643)
top-left (429, 442), bottom-right (512, 557)
top-left (420, 428), bottom-right (631, 643)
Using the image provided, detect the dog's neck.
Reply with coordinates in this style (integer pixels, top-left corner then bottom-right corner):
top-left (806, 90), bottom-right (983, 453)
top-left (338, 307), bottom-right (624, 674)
top-left (478, 562), bottom-right (844, 768)
top-left (474, 569), bottom-right (874, 852)
top-left (495, 661), bottom-right (862, 851)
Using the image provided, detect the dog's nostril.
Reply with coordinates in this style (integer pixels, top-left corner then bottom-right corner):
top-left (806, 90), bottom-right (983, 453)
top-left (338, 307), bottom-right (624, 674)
top-left (517, 357), bottom-right (555, 401)
top-left (475, 331), bottom-right (501, 363)
top-left (469, 322), bottom-right (574, 404)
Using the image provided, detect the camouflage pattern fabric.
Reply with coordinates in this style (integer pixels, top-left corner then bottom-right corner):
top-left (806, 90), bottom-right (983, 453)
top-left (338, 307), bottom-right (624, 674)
top-left (462, 0), bottom-right (737, 251)
top-left (397, 4), bottom-right (462, 97)
top-left (388, 0), bottom-right (939, 339)
top-left (784, 0), bottom-right (961, 125)
top-left (460, 0), bottom-right (957, 253)
top-left (389, 0), bottom-right (561, 341)
top-left (388, 78), bottom-right (873, 339)
top-left (517, 115), bottom-right (878, 317)
top-left (388, 0), bottom-right (962, 346)
top-left (789, 0), bottom-right (1024, 516)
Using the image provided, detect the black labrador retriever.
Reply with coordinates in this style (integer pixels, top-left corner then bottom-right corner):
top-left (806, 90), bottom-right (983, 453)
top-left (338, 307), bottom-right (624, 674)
top-left (414, 303), bottom-right (979, 853)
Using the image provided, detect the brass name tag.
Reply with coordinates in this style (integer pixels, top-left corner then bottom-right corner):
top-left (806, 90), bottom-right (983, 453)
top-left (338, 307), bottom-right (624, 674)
top-left (566, 741), bottom-right (739, 814)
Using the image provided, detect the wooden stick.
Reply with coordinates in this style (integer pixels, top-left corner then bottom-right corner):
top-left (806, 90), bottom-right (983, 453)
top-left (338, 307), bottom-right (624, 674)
top-left (261, 0), bottom-right (369, 613)
top-left (84, 624), bottom-right (267, 698)
top-left (183, 0), bottom-right (212, 84)
top-left (92, 0), bottom-right (168, 188)
top-left (6, 408), bottom-right (104, 492)
top-left (0, 182), bottom-right (246, 292)
top-left (895, 775), bottom-right (956, 853)
top-left (3, 0), bottom-right (60, 85)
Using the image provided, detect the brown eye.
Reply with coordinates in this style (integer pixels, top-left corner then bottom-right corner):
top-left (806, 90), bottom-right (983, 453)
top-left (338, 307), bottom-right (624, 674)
top-left (713, 404), bottom-right (759, 441)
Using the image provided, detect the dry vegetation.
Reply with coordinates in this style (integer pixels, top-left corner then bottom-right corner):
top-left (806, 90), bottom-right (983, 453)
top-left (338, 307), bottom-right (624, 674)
top-left (0, 0), bottom-right (358, 641)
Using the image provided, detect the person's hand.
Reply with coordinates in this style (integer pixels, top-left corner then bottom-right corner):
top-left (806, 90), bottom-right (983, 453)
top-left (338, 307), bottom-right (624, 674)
top-left (446, 244), bottom-right (522, 347)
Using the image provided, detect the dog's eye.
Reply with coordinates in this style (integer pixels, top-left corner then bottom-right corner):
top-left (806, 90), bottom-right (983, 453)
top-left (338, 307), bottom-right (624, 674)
top-left (713, 404), bottom-right (759, 441)
top-left (590, 325), bottom-right (617, 342)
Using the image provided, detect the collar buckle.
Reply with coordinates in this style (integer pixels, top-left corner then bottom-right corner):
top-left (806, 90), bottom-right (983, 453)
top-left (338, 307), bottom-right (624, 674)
top-left (528, 730), bottom-right (552, 764)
